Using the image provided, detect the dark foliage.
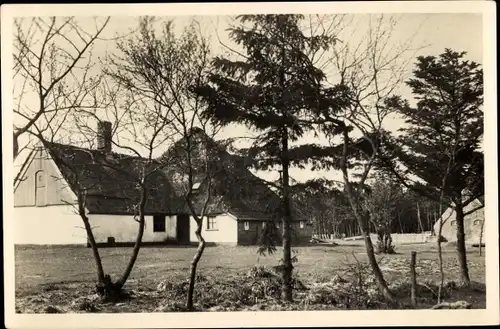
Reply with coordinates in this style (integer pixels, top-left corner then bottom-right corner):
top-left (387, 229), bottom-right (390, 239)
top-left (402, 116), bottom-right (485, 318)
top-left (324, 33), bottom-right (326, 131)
top-left (193, 14), bottom-right (349, 301)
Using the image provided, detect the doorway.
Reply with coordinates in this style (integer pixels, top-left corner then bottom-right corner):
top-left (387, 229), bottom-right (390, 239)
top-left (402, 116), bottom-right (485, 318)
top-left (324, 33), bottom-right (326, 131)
top-left (177, 214), bottom-right (190, 245)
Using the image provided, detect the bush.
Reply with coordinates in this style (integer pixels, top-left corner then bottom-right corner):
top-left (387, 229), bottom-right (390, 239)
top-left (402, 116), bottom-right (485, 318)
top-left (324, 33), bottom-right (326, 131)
top-left (303, 262), bottom-right (387, 310)
top-left (157, 265), bottom-right (308, 310)
top-left (437, 235), bottom-right (448, 243)
top-left (44, 305), bottom-right (62, 313)
top-left (374, 234), bottom-right (396, 254)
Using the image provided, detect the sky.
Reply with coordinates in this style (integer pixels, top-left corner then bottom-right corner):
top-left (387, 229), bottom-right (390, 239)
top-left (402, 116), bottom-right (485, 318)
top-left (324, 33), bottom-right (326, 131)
top-left (11, 13), bottom-right (484, 184)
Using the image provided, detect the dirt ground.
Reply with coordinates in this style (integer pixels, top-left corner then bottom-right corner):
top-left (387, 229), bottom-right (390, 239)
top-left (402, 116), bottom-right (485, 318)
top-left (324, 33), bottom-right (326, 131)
top-left (14, 243), bottom-right (486, 313)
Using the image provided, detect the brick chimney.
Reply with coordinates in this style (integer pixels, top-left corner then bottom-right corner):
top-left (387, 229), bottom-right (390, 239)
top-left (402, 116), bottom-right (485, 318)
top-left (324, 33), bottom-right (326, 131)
top-left (97, 121), bottom-right (112, 153)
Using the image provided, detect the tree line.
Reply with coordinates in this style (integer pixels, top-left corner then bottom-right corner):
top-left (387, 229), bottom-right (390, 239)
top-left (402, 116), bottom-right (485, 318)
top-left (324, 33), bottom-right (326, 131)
top-left (13, 14), bottom-right (484, 307)
top-left (293, 175), bottom-right (443, 238)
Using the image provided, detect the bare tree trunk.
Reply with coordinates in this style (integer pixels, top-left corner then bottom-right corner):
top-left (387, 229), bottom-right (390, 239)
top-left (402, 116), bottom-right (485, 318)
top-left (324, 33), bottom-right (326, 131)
top-left (436, 211), bottom-right (445, 304)
top-left (397, 209), bottom-right (404, 233)
top-left (436, 190), bottom-right (449, 303)
top-left (79, 208), bottom-right (106, 284)
top-left (375, 227), bottom-right (385, 254)
top-left (116, 214), bottom-right (145, 289)
top-left (13, 133), bottom-right (19, 159)
top-left (339, 130), bottom-right (394, 302)
top-left (410, 251), bottom-right (417, 306)
top-left (76, 192), bottom-right (105, 283)
top-left (417, 202), bottom-right (424, 233)
top-left (433, 211), bottom-right (438, 236)
top-left (479, 217), bottom-right (485, 256)
top-left (357, 212), bottom-right (395, 302)
top-left (281, 129), bottom-right (293, 303)
top-left (426, 209), bottom-right (431, 232)
top-left (116, 186), bottom-right (147, 289)
top-left (454, 201), bottom-right (471, 285)
top-left (187, 224), bottom-right (206, 310)
top-left (384, 226), bottom-right (393, 254)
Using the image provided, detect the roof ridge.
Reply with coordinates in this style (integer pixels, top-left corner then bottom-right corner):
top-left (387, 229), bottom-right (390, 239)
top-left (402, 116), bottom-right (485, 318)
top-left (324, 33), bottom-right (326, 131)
top-left (45, 140), bottom-right (158, 162)
top-left (39, 140), bottom-right (180, 215)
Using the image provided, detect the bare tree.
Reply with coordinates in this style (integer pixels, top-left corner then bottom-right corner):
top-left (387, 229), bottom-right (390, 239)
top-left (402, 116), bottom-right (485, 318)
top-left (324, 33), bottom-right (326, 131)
top-left (362, 172), bottom-right (402, 254)
top-left (163, 124), bottom-right (222, 310)
top-left (35, 80), bottom-right (177, 297)
top-left (12, 16), bottom-right (110, 158)
top-left (312, 14), bottom-right (425, 302)
top-left (105, 16), bottom-right (218, 310)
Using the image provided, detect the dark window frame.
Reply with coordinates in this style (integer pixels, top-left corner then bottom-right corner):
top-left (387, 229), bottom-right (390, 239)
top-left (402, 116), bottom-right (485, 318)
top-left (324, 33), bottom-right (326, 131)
top-left (153, 215), bottom-right (166, 232)
top-left (35, 170), bottom-right (47, 206)
top-left (207, 216), bottom-right (218, 230)
top-left (35, 170), bottom-right (46, 188)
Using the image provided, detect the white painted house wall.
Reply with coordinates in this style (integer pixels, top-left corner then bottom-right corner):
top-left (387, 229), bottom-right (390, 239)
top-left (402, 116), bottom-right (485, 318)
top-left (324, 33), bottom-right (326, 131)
top-left (189, 213), bottom-right (238, 244)
top-left (90, 214), bottom-right (178, 243)
top-left (14, 205), bottom-right (88, 245)
top-left (433, 198), bottom-right (485, 243)
top-left (14, 147), bottom-right (88, 245)
top-left (14, 146), bottom-right (185, 245)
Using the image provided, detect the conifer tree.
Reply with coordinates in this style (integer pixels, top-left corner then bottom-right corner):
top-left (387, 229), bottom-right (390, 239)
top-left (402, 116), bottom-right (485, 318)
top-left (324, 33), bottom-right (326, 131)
top-left (194, 14), bottom-right (347, 301)
top-left (385, 49), bottom-right (484, 285)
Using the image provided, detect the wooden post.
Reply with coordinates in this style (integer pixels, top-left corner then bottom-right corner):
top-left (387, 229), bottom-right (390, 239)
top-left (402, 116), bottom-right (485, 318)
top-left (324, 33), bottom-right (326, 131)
top-left (410, 251), bottom-right (417, 306)
top-left (479, 219), bottom-right (485, 256)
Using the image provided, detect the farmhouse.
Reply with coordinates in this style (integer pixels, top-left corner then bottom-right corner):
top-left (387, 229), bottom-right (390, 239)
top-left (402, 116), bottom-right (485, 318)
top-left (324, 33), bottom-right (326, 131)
top-left (14, 122), bottom-right (183, 246)
top-left (433, 195), bottom-right (485, 244)
top-left (14, 122), bottom-right (312, 246)
top-left (160, 127), bottom-right (313, 246)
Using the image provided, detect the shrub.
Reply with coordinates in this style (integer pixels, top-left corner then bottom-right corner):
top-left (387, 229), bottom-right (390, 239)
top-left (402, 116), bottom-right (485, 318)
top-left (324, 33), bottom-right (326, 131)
top-left (374, 234), bottom-right (396, 254)
top-left (44, 305), bottom-right (62, 313)
top-left (437, 235), bottom-right (448, 243)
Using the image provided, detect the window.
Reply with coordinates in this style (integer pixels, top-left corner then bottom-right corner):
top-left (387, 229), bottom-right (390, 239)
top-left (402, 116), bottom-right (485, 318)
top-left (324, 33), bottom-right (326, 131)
top-left (35, 170), bottom-right (46, 206)
top-left (244, 221), bottom-right (250, 231)
top-left (262, 222), bottom-right (266, 229)
top-left (207, 216), bottom-right (217, 230)
top-left (35, 170), bottom-right (46, 188)
top-left (450, 220), bottom-right (457, 227)
top-left (473, 219), bottom-right (482, 226)
top-left (300, 221), bottom-right (305, 229)
top-left (153, 215), bottom-right (166, 232)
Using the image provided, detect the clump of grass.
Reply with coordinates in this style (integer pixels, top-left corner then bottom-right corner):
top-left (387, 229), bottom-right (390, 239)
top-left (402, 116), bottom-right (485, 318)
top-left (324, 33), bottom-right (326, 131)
top-left (44, 305), bottom-right (62, 313)
top-left (156, 265), bottom-right (305, 310)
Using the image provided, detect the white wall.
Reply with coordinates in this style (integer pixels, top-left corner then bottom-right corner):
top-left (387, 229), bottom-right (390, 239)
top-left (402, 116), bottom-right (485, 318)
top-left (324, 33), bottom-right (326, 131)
top-left (14, 206), bottom-right (238, 245)
top-left (189, 213), bottom-right (238, 244)
top-left (369, 233), bottom-right (432, 244)
top-left (433, 199), bottom-right (485, 243)
top-left (14, 205), bottom-right (88, 245)
top-left (90, 214), bottom-right (177, 243)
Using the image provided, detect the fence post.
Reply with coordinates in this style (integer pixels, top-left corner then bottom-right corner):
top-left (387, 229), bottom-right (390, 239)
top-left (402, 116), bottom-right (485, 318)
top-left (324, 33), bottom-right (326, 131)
top-left (410, 251), bottom-right (417, 306)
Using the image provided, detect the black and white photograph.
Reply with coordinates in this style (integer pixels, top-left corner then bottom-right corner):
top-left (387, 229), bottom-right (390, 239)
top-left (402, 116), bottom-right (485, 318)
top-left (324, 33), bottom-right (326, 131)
top-left (2, 1), bottom-right (498, 328)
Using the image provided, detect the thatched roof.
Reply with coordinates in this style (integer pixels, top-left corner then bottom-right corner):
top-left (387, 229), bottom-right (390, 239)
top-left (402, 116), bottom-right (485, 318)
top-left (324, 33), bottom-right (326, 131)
top-left (44, 141), bottom-right (180, 215)
top-left (159, 128), bottom-right (301, 221)
top-left (40, 129), bottom-right (306, 221)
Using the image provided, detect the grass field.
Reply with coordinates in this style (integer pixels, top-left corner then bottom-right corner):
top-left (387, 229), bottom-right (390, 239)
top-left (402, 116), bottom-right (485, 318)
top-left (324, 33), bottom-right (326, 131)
top-left (14, 243), bottom-right (486, 312)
